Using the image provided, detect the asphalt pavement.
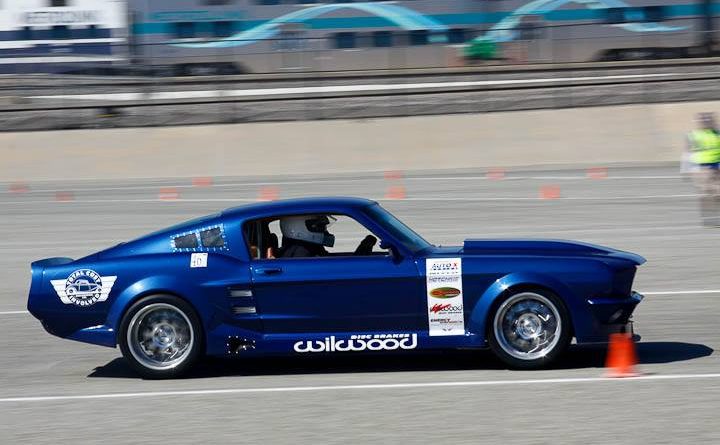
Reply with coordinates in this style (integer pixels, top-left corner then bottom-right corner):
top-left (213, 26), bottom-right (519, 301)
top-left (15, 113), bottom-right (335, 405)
top-left (1, 164), bottom-right (719, 444)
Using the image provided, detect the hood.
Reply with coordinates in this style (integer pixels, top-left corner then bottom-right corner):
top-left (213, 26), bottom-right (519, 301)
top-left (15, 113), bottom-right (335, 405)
top-left (462, 239), bottom-right (646, 265)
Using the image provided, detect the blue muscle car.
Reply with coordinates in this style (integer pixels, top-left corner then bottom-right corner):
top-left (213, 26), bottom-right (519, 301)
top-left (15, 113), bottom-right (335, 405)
top-left (28, 197), bottom-right (645, 378)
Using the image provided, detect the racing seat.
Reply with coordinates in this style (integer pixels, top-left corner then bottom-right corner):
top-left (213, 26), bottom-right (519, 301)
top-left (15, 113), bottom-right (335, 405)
top-left (259, 223), bottom-right (279, 259)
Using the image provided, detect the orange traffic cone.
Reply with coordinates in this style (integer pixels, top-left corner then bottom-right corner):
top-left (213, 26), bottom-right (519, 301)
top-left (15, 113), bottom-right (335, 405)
top-left (587, 166), bottom-right (608, 179)
top-left (539, 185), bottom-right (561, 200)
top-left (158, 187), bottom-right (180, 201)
top-left (9, 182), bottom-right (29, 193)
top-left (384, 185), bottom-right (406, 200)
top-left (258, 186), bottom-right (280, 201)
top-left (383, 170), bottom-right (404, 181)
top-left (486, 168), bottom-right (506, 181)
top-left (55, 191), bottom-right (75, 202)
top-left (192, 176), bottom-right (213, 187)
top-left (604, 333), bottom-right (640, 378)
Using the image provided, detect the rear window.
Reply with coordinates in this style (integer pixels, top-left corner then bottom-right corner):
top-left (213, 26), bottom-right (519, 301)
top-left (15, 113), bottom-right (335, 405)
top-left (173, 233), bottom-right (198, 249)
top-left (200, 227), bottom-right (225, 248)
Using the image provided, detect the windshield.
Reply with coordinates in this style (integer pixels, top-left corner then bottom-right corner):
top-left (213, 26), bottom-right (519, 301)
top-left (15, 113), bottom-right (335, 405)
top-left (364, 204), bottom-right (432, 254)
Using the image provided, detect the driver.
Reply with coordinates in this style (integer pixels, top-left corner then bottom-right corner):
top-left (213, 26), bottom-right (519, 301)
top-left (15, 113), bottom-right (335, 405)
top-left (279, 215), bottom-right (336, 258)
top-left (278, 215), bottom-right (378, 258)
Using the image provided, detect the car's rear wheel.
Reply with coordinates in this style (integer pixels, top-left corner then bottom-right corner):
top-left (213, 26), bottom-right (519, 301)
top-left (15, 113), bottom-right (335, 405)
top-left (119, 295), bottom-right (203, 379)
top-left (488, 289), bottom-right (571, 369)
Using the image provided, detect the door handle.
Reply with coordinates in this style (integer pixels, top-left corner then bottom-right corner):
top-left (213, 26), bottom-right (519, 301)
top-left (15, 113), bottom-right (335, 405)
top-left (257, 267), bottom-right (283, 275)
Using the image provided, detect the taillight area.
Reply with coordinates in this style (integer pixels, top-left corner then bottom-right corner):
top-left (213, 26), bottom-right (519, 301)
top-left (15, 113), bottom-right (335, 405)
top-left (28, 262), bottom-right (44, 314)
top-left (27, 257), bottom-right (74, 317)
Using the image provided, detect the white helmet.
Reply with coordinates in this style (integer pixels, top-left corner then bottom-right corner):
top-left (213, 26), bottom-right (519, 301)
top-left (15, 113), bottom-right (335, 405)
top-left (280, 215), bottom-right (336, 247)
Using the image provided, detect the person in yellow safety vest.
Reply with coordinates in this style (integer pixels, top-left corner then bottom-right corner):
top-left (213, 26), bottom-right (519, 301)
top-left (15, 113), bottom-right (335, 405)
top-left (687, 112), bottom-right (720, 226)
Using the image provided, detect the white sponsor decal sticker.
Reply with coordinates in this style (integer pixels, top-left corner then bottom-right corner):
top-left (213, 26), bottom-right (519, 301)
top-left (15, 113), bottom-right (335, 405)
top-left (294, 333), bottom-right (417, 353)
top-left (50, 269), bottom-right (117, 307)
top-left (190, 252), bottom-right (208, 268)
top-left (426, 258), bottom-right (465, 336)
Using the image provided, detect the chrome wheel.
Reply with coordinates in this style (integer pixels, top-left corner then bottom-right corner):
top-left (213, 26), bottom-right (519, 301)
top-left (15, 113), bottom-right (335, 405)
top-left (127, 303), bottom-right (194, 371)
top-left (493, 292), bottom-right (562, 361)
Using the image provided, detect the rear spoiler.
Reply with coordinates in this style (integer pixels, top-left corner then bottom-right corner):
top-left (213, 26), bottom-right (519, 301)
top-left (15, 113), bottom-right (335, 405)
top-left (29, 257), bottom-right (74, 299)
top-left (31, 257), bottom-right (74, 271)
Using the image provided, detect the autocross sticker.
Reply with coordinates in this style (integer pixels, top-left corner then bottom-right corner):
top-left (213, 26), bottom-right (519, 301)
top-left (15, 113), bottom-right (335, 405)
top-left (50, 269), bottom-right (117, 307)
top-left (426, 258), bottom-right (465, 336)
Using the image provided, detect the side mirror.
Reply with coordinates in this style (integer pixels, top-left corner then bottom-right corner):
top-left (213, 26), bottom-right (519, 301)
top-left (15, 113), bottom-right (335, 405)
top-left (380, 240), bottom-right (402, 261)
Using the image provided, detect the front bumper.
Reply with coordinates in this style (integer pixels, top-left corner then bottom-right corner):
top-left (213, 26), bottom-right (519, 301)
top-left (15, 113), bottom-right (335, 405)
top-left (582, 291), bottom-right (644, 342)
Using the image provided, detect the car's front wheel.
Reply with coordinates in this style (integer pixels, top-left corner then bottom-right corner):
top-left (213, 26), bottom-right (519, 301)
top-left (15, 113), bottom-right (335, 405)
top-left (119, 295), bottom-right (203, 379)
top-left (488, 289), bottom-right (571, 369)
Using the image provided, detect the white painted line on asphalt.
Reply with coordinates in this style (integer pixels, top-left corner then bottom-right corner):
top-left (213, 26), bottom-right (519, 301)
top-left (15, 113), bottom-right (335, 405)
top-left (644, 290), bottom-right (720, 295)
top-left (11, 179), bottom-right (381, 194)
top-left (0, 198), bottom-right (261, 205)
top-left (421, 224), bottom-right (697, 234)
top-left (0, 310), bottom-right (28, 315)
top-left (3, 174), bottom-right (685, 195)
top-left (29, 72), bottom-right (688, 102)
top-left (395, 194), bottom-right (702, 201)
top-left (3, 373), bottom-right (720, 403)
top-left (0, 194), bottom-right (704, 205)
top-left (407, 175), bottom-right (684, 181)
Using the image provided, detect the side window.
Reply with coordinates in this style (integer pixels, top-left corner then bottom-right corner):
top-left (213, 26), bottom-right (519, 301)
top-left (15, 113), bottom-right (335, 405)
top-left (644, 6), bottom-right (665, 22)
top-left (175, 22), bottom-right (195, 39)
top-left (334, 32), bottom-right (356, 49)
top-left (213, 21), bottom-right (233, 37)
top-left (606, 8), bottom-right (625, 24)
top-left (373, 31), bottom-right (393, 48)
top-left (173, 233), bottom-right (198, 249)
top-left (410, 30), bottom-right (428, 46)
top-left (200, 227), bottom-right (225, 248)
top-left (244, 214), bottom-right (388, 260)
top-left (244, 219), bottom-right (279, 259)
top-left (447, 28), bottom-right (467, 44)
top-left (326, 215), bottom-right (382, 255)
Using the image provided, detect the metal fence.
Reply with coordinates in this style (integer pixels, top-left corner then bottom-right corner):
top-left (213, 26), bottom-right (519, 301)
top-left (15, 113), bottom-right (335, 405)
top-left (2, 60), bottom-right (720, 132)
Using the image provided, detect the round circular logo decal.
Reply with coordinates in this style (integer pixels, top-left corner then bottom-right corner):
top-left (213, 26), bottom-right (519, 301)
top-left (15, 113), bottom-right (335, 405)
top-left (64, 269), bottom-right (103, 306)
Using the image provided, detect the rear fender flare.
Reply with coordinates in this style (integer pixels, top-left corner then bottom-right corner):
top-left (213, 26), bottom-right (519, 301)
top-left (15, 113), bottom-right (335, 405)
top-left (105, 275), bottom-right (190, 340)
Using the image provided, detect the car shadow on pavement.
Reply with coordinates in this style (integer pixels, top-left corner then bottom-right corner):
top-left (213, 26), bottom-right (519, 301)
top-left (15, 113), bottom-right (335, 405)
top-left (88, 341), bottom-right (713, 379)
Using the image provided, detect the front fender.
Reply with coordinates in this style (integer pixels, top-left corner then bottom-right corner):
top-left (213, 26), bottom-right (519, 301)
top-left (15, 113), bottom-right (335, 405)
top-left (467, 272), bottom-right (583, 344)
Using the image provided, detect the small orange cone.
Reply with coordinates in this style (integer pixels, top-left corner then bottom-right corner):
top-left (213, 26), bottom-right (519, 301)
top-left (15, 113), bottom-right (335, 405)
top-left (604, 333), bottom-right (640, 378)
top-left (539, 185), bottom-right (561, 200)
top-left (158, 187), bottom-right (180, 201)
top-left (9, 182), bottom-right (29, 193)
top-left (384, 185), bottom-right (406, 200)
top-left (587, 167), bottom-right (608, 179)
top-left (55, 191), bottom-right (75, 202)
top-left (258, 186), bottom-right (280, 201)
top-left (486, 168), bottom-right (506, 181)
top-left (383, 170), bottom-right (404, 181)
top-left (192, 177), bottom-right (213, 187)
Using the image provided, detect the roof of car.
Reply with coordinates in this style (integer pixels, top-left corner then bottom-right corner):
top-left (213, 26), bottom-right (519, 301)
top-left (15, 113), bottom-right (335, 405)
top-left (222, 197), bottom-right (377, 219)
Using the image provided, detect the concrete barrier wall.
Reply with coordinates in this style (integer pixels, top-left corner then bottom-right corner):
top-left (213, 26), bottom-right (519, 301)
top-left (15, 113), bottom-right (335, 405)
top-left (1, 100), bottom-right (716, 182)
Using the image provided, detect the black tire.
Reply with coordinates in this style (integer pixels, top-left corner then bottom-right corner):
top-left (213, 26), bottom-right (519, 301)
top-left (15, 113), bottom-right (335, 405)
top-left (119, 294), bottom-right (203, 379)
top-left (487, 288), bottom-right (572, 369)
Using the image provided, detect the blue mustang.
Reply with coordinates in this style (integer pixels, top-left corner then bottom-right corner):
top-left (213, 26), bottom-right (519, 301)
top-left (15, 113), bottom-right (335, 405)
top-left (28, 197), bottom-right (645, 378)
